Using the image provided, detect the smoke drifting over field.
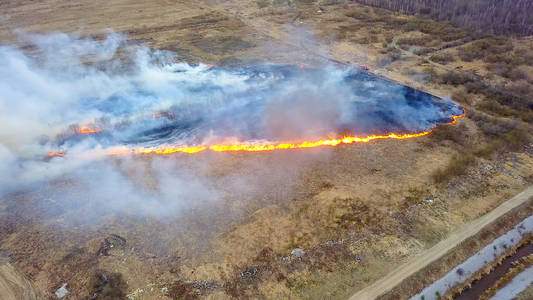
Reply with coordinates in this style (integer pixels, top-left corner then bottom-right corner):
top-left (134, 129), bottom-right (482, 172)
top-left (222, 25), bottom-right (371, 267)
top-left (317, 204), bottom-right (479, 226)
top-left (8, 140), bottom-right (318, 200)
top-left (0, 32), bottom-right (462, 217)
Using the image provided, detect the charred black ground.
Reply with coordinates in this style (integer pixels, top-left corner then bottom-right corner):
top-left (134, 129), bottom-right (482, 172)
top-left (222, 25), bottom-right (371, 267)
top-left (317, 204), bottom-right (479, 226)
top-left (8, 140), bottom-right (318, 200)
top-left (57, 64), bottom-right (463, 150)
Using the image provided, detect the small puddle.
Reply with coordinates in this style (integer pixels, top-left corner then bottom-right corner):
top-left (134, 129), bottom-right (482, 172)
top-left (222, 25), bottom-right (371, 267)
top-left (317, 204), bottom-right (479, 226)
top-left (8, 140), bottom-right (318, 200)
top-left (453, 241), bottom-right (533, 300)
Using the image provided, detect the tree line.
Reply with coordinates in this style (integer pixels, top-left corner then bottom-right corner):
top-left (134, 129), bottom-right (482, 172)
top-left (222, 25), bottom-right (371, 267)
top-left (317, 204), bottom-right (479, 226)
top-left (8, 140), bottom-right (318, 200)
top-left (351, 0), bottom-right (533, 35)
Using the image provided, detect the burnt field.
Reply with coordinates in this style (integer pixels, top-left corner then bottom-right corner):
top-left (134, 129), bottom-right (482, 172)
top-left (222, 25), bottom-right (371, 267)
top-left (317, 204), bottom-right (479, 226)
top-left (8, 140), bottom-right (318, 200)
top-left (1, 34), bottom-right (463, 160)
top-left (1, 1), bottom-right (533, 299)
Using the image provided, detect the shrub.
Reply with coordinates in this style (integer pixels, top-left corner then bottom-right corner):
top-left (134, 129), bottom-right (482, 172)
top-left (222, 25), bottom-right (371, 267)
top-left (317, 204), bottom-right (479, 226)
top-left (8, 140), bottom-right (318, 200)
top-left (430, 123), bottom-right (469, 146)
top-left (469, 111), bottom-right (518, 136)
top-left (379, 48), bottom-right (402, 66)
top-left (345, 10), bottom-right (371, 21)
top-left (452, 90), bottom-right (472, 105)
top-left (429, 53), bottom-right (455, 64)
top-left (439, 71), bottom-right (473, 86)
top-left (474, 140), bottom-right (502, 158)
top-left (508, 67), bottom-right (530, 82)
top-left (357, 37), bottom-right (370, 44)
top-left (89, 271), bottom-right (128, 299)
top-left (399, 44), bottom-right (410, 51)
top-left (503, 127), bottom-right (531, 151)
top-left (465, 81), bottom-right (485, 94)
top-left (256, 0), bottom-right (272, 8)
top-left (476, 99), bottom-right (515, 117)
top-left (458, 38), bottom-right (513, 63)
top-left (397, 36), bottom-right (433, 47)
top-left (413, 47), bottom-right (432, 55)
top-left (505, 80), bottom-right (531, 96)
top-left (469, 113), bottom-right (530, 157)
top-left (422, 67), bottom-right (438, 82)
top-left (432, 153), bottom-right (476, 183)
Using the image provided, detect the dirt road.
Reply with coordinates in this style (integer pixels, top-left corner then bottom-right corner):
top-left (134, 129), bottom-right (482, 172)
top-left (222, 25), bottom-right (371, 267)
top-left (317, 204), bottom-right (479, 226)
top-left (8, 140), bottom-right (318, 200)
top-left (350, 185), bottom-right (533, 300)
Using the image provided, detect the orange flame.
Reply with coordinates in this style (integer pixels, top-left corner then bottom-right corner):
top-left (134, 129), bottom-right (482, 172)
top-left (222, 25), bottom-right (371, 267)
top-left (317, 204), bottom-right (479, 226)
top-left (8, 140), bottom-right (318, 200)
top-left (47, 152), bottom-right (65, 157)
top-left (152, 112), bottom-right (175, 119)
top-left (77, 126), bottom-right (101, 134)
top-left (51, 110), bottom-right (466, 157)
top-left (115, 109), bottom-right (466, 155)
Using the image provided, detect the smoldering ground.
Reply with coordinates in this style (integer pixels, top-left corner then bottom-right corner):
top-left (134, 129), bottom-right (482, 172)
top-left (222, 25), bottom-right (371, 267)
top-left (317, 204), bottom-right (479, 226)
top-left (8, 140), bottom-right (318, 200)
top-left (0, 32), bottom-right (461, 221)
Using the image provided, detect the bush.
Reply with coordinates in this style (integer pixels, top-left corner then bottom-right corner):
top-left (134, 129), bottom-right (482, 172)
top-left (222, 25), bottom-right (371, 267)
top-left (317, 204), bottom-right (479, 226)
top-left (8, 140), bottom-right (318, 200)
top-left (452, 90), bottom-right (472, 105)
top-left (487, 62), bottom-right (512, 78)
top-left (422, 67), bottom-right (439, 83)
top-left (429, 53), bottom-right (455, 64)
top-left (357, 37), bottom-right (370, 44)
top-left (432, 153), bottom-right (476, 183)
top-left (508, 67), bottom-right (529, 82)
top-left (503, 127), bottom-right (531, 151)
top-left (379, 48), bottom-right (403, 66)
top-left (505, 80), bottom-right (531, 96)
top-left (465, 81), bottom-right (486, 94)
top-left (474, 140), bottom-right (502, 158)
top-left (345, 10), bottom-right (371, 21)
top-left (430, 123), bottom-right (469, 146)
top-left (256, 0), bottom-right (272, 8)
top-left (469, 110), bottom-right (518, 136)
top-left (335, 24), bottom-right (360, 40)
top-left (397, 36), bottom-right (433, 47)
top-left (476, 99), bottom-right (515, 117)
top-left (413, 47), bottom-right (432, 55)
top-left (89, 271), bottom-right (128, 299)
top-left (458, 38), bottom-right (513, 63)
top-left (439, 71), bottom-right (473, 86)
top-left (469, 112), bottom-right (530, 156)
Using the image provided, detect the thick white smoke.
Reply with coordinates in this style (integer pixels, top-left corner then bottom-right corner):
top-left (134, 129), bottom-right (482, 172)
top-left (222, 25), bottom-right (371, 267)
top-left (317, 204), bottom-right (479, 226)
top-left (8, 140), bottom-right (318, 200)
top-left (0, 32), bottom-right (461, 218)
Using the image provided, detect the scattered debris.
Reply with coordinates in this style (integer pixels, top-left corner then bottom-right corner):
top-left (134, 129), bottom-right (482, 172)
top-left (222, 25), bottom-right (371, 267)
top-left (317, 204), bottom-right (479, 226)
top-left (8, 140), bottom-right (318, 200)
top-left (240, 267), bottom-right (260, 279)
top-left (422, 195), bottom-right (435, 204)
top-left (193, 280), bottom-right (218, 290)
top-left (97, 234), bottom-right (127, 256)
top-left (166, 280), bottom-right (199, 299)
top-left (322, 239), bottom-right (345, 247)
top-left (90, 271), bottom-right (128, 299)
top-left (290, 248), bottom-right (306, 258)
top-left (55, 283), bottom-right (69, 299)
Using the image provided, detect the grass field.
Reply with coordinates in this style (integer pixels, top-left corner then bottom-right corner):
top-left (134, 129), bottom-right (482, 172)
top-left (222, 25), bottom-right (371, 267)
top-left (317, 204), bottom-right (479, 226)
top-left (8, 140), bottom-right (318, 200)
top-left (0, 0), bottom-right (532, 299)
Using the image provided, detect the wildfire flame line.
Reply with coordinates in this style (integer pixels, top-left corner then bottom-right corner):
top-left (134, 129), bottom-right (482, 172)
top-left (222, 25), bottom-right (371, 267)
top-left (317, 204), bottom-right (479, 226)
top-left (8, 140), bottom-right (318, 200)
top-left (110, 110), bottom-right (466, 156)
top-left (47, 152), bottom-right (65, 157)
top-left (49, 110), bottom-right (466, 158)
top-left (77, 126), bottom-right (101, 134)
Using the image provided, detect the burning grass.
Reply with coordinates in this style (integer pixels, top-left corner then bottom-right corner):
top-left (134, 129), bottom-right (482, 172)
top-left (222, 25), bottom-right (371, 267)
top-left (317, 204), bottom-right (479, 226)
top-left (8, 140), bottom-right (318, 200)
top-left (2, 1), bottom-right (533, 299)
top-left (30, 55), bottom-right (464, 160)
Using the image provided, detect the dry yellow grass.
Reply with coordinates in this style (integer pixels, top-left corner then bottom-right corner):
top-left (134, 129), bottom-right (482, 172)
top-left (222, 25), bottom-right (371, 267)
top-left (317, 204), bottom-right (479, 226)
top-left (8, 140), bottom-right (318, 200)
top-left (1, 1), bottom-right (532, 299)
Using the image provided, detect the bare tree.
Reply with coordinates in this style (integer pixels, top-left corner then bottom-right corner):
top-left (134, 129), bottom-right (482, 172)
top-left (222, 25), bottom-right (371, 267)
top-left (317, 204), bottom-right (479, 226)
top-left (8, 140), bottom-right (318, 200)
top-left (352, 0), bottom-right (533, 35)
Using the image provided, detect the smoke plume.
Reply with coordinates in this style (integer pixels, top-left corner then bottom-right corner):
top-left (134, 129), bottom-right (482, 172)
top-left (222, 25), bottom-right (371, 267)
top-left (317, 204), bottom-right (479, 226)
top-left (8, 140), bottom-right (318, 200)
top-left (0, 32), bottom-right (461, 218)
